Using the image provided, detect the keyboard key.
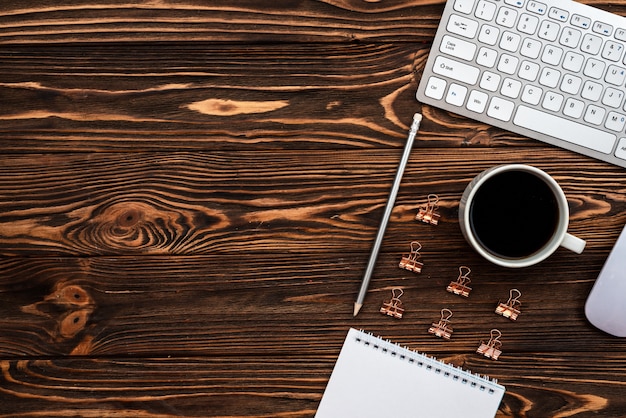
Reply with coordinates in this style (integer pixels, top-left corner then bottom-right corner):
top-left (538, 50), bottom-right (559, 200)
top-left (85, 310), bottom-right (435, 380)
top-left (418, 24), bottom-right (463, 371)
top-left (475, 0), bottom-right (497, 20)
top-left (548, 7), bottom-right (568, 22)
top-left (447, 14), bottom-right (480, 38)
top-left (478, 25), bottom-right (500, 45)
top-left (446, 83), bottom-right (469, 106)
top-left (584, 104), bottom-right (606, 125)
top-left (605, 111), bottom-right (626, 132)
top-left (602, 87), bottom-right (624, 108)
top-left (513, 105), bottom-right (617, 154)
top-left (440, 35), bottom-right (477, 61)
top-left (501, 77), bottom-right (522, 98)
top-left (541, 45), bottom-right (563, 65)
top-left (497, 54), bottom-right (519, 74)
top-left (518, 13), bottom-right (540, 34)
top-left (519, 60), bottom-right (540, 81)
top-left (615, 28), bottom-right (626, 42)
top-left (520, 38), bottom-right (542, 58)
top-left (496, 7), bottom-right (518, 27)
top-left (487, 97), bottom-right (515, 121)
top-left (424, 76), bottom-right (447, 100)
top-left (571, 14), bottom-right (591, 29)
top-left (605, 64), bottom-right (626, 85)
top-left (539, 67), bottom-right (561, 87)
top-left (526, 0), bottom-right (547, 15)
top-left (583, 58), bottom-right (606, 79)
top-left (476, 47), bottom-right (498, 67)
top-left (538, 20), bottom-right (560, 40)
top-left (615, 138), bottom-right (626, 160)
top-left (562, 51), bottom-right (585, 71)
top-left (454, 0), bottom-right (476, 14)
top-left (593, 21), bottom-right (613, 36)
top-left (480, 71), bottom-right (502, 91)
top-left (521, 84), bottom-right (543, 105)
top-left (500, 31), bottom-right (522, 51)
top-left (581, 33), bottom-right (603, 54)
top-left (432, 56), bottom-right (480, 84)
top-left (581, 80), bottom-right (603, 101)
top-left (560, 74), bottom-right (582, 94)
top-left (505, 0), bottom-right (524, 7)
top-left (601, 40), bottom-right (624, 61)
top-left (467, 90), bottom-right (489, 113)
top-left (563, 98), bottom-right (585, 118)
top-left (542, 91), bottom-right (564, 111)
top-left (559, 27), bottom-right (582, 48)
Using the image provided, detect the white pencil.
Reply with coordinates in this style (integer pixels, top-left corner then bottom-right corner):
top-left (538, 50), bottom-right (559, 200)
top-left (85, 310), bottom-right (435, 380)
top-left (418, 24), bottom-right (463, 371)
top-left (354, 113), bottom-right (423, 316)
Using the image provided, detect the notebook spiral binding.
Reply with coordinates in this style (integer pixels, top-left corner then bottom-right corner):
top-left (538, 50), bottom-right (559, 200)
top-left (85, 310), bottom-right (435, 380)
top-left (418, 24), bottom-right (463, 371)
top-left (355, 330), bottom-right (499, 392)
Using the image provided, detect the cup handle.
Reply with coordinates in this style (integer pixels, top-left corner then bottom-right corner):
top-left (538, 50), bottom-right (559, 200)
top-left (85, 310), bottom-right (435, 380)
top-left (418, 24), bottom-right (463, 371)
top-left (561, 233), bottom-right (586, 254)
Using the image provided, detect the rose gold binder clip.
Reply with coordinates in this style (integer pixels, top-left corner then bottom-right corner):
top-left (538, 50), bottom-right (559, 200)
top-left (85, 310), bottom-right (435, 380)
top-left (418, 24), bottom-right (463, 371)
top-left (446, 266), bottom-right (472, 297)
top-left (428, 308), bottom-right (454, 340)
top-left (477, 329), bottom-right (503, 361)
top-left (415, 194), bottom-right (440, 225)
top-left (380, 288), bottom-right (405, 319)
top-left (399, 241), bottom-right (423, 274)
top-left (495, 288), bottom-right (522, 321)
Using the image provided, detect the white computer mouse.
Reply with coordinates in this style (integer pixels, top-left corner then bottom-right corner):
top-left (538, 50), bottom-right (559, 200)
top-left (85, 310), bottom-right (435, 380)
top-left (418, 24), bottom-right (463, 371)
top-left (585, 223), bottom-right (626, 337)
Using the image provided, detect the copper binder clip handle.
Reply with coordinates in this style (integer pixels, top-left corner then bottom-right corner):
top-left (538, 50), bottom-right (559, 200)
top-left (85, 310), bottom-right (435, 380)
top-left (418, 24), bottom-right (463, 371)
top-left (380, 288), bottom-right (405, 319)
top-left (496, 288), bottom-right (522, 320)
top-left (477, 329), bottom-right (503, 360)
top-left (428, 308), bottom-right (454, 339)
top-left (399, 241), bottom-right (423, 273)
top-left (416, 194), bottom-right (440, 225)
top-left (446, 266), bottom-right (472, 297)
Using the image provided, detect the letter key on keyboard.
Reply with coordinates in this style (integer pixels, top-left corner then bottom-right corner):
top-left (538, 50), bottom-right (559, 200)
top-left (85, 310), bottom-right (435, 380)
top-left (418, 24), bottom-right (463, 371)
top-left (416, 0), bottom-right (626, 168)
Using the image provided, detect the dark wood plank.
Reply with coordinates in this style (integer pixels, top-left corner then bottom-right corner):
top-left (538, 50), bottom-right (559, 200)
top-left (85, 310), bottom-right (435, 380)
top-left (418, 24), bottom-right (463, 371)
top-left (1, 354), bottom-right (625, 417)
top-left (2, 253), bottom-right (626, 415)
top-left (1, 0), bottom-right (624, 45)
top-left (0, 1), bottom-right (443, 45)
top-left (0, 247), bottom-right (624, 357)
top-left (0, 43), bottom-right (415, 151)
top-left (0, 149), bottom-right (622, 256)
top-left (0, 350), bottom-right (626, 418)
top-left (0, 42), bottom-right (538, 152)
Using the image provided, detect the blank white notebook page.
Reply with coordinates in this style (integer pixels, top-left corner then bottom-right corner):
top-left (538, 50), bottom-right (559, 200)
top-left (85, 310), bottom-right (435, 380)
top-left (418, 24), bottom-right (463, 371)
top-left (316, 328), bottom-right (505, 418)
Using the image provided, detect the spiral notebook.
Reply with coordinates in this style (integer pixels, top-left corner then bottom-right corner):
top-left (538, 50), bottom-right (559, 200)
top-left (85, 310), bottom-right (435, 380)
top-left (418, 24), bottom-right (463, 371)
top-left (316, 328), bottom-right (505, 418)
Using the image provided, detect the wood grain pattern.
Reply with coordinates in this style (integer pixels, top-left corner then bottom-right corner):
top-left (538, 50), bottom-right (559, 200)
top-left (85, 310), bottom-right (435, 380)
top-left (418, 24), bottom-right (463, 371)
top-left (1, 1), bottom-right (623, 45)
top-left (0, 43), bottom-right (519, 153)
top-left (0, 43), bottom-right (418, 151)
top-left (2, 0), bottom-right (626, 416)
top-left (0, 1), bottom-right (443, 45)
top-left (0, 252), bottom-right (617, 357)
top-left (0, 150), bottom-right (623, 256)
top-left (2, 253), bottom-right (626, 416)
top-left (1, 354), bottom-right (625, 417)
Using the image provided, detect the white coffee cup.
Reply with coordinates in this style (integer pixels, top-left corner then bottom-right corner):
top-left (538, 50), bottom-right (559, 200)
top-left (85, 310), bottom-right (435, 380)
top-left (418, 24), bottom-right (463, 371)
top-left (459, 164), bottom-right (585, 268)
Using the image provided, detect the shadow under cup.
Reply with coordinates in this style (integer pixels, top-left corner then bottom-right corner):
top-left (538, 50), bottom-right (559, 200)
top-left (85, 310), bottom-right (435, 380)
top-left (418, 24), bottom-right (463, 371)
top-left (459, 165), bottom-right (581, 268)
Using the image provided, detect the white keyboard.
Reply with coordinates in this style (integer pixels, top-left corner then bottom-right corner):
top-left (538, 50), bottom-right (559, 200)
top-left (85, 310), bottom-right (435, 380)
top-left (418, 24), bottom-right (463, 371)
top-left (416, 0), bottom-right (626, 168)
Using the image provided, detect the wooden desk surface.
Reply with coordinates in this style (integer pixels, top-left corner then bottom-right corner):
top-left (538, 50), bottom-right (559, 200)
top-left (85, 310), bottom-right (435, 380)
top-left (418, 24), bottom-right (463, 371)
top-left (1, 2), bottom-right (625, 417)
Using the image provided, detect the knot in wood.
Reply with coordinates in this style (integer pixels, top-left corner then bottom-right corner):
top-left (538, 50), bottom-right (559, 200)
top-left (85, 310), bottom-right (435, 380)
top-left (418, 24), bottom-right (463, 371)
top-left (59, 309), bottom-right (92, 339)
top-left (49, 284), bottom-right (94, 307)
top-left (27, 283), bottom-right (97, 342)
top-left (93, 201), bottom-right (170, 250)
top-left (117, 208), bottom-right (142, 228)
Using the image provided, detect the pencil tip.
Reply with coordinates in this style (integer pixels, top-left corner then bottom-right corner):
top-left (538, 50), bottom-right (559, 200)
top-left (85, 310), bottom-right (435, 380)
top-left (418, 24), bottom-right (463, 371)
top-left (353, 303), bottom-right (362, 317)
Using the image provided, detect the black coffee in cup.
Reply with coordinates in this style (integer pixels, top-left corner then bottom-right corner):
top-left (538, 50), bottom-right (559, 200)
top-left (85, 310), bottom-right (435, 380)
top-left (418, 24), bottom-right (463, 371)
top-left (469, 170), bottom-right (559, 258)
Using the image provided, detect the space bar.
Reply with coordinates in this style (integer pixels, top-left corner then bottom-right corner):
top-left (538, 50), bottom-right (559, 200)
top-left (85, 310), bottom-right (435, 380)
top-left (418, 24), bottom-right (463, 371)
top-left (513, 106), bottom-right (616, 154)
